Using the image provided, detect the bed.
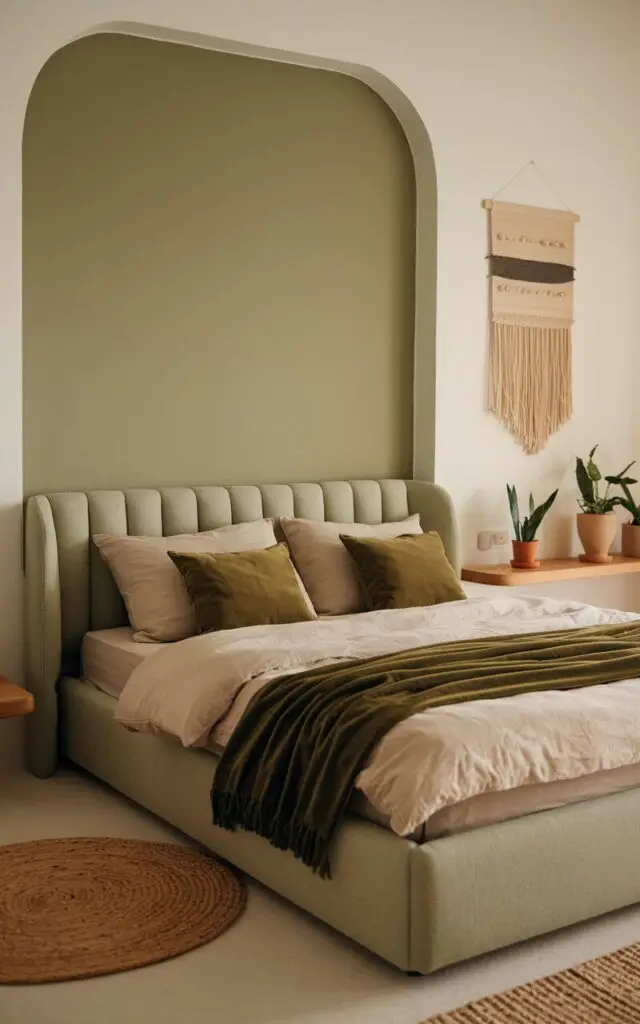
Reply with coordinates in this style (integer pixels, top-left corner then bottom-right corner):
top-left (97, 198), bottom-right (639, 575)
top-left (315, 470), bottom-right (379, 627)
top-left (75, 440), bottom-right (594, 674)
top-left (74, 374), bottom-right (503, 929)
top-left (24, 478), bottom-right (640, 974)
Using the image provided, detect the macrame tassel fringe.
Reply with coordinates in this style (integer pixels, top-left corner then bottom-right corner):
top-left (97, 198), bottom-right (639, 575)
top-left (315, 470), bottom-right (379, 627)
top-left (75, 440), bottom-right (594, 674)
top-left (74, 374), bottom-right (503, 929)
top-left (488, 323), bottom-right (572, 455)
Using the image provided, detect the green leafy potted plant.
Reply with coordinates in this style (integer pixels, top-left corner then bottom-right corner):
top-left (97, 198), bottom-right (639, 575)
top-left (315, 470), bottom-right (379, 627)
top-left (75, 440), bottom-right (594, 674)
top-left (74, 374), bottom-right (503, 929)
top-left (606, 463), bottom-right (640, 557)
top-left (506, 484), bottom-right (558, 569)
top-left (575, 446), bottom-right (635, 563)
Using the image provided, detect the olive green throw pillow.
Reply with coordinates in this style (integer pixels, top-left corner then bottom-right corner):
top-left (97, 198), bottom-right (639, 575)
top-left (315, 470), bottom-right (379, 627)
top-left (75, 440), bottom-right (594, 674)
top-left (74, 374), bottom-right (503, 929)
top-left (340, 532), bottom-right (466, 611)
top-left (168, 543), bottom-right (316, 634)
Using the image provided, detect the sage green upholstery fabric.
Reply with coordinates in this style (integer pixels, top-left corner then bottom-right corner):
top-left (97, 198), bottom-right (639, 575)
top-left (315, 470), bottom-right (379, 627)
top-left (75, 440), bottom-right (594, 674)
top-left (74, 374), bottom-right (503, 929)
top-left (168, 544), bottom-right (315, 633)
top-left (25, 479), bottom-right (458, 778)
top-left (341, 530), bottom-right (465, 610)
top-left (410, 786), bottom-right (640, 972)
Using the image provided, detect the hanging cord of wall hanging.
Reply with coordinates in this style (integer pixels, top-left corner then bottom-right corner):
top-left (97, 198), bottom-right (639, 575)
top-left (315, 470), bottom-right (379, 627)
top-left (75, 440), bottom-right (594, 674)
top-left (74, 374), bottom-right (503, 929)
top-left (484, 160), bottom-right (573, 212)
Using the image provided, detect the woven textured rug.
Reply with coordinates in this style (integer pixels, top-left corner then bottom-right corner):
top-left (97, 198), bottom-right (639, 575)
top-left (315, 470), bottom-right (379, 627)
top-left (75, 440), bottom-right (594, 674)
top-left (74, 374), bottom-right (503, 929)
top-left (423, 942), bottom-right (640, 1023)
top-left (0, 837), bottom-right (246, 983)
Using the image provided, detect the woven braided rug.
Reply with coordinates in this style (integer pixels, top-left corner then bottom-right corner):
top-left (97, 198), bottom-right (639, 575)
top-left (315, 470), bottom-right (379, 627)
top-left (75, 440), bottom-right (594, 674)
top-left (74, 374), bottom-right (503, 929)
top-left (423, 942), bottom-right (640, 1023)
top-left (0, 837), bottom-right (246, 983)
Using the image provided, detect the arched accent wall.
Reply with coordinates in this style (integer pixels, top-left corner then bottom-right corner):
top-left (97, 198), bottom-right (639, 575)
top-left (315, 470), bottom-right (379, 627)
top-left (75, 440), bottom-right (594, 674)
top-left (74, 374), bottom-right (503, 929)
top-left (22, 30), bottom-right (437, 496)
top-left (110, 21), bottom-right (439, 484)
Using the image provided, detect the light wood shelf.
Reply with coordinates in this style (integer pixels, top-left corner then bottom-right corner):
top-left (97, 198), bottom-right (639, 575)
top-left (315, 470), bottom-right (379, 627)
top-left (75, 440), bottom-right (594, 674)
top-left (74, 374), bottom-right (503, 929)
top-left (462, 555), bottom-right (640, 587)
top-left (0, 677), bottom-right (34, 719)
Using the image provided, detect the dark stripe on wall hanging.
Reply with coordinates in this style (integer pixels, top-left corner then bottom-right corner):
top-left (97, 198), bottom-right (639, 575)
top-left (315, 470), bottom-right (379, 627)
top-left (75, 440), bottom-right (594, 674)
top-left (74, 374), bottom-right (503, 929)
top-left (488, 255), bottom-right (575, 284)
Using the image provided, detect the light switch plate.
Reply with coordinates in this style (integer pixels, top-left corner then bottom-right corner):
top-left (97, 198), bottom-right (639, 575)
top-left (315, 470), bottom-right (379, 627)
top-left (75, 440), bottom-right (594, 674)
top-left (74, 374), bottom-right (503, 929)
top-left (477, 530), bottom-right (493, 551)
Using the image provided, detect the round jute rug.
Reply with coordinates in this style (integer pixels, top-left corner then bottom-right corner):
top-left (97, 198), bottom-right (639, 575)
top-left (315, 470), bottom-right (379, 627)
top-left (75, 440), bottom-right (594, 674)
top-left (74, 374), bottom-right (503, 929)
top-left (0, 837), bottom-right (246, 984)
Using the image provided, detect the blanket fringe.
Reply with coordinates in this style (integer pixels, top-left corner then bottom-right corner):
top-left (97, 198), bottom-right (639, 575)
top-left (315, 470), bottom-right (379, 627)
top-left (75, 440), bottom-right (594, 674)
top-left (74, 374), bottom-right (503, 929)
top-left (212, 788), bottom-right (332, 879)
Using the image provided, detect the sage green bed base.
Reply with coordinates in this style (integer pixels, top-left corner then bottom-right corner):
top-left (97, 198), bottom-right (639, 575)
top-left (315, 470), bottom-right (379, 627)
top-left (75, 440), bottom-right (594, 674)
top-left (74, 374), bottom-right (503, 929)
top-left (24, 479), bottom-right (640, 973)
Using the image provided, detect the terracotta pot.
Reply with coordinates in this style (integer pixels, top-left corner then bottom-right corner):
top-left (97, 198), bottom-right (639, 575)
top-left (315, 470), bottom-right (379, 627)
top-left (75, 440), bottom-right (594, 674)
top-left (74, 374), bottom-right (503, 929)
top-left (510, 539), bottom-right (540, 570)
top-left (621, 522), bottom-right (640, 558)
top-left (577, 512), bottom-right (617, 563)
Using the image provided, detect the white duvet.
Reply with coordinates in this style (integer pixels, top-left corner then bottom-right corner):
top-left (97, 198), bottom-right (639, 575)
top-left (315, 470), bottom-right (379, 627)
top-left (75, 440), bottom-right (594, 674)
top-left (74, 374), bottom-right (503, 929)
top-left (115, 592), bottom-right (640, 837)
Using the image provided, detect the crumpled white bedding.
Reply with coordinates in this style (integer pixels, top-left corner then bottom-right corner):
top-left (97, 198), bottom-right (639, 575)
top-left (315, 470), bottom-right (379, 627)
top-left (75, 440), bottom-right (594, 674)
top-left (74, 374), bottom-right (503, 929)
top-left (115, 592), bottom-right (640, 838)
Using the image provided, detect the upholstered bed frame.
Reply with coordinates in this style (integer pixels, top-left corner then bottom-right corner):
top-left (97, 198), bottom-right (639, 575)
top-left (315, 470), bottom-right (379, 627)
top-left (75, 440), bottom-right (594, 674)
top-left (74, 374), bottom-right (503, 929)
top-left (24, 479), bottom-right (640, 973)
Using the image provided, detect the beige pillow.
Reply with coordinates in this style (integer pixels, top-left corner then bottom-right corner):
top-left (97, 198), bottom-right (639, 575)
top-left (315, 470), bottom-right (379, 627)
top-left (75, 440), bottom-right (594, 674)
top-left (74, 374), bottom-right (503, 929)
top-left (279, 514), bottom-right (422, 615)
top-left (94, 519), bottom-right (278, 642)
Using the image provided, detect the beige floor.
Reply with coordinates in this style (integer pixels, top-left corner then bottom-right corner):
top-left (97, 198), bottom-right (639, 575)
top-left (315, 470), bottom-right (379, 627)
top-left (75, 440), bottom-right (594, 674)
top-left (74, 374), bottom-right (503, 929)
top-left (2, 768), bottom-right (640, 1024)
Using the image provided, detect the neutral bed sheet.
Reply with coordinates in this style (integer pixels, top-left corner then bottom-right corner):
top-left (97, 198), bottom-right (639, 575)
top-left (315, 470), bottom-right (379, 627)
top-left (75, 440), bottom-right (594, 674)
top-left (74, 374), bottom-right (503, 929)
top-left (82, 628), bottom-right (163, 698)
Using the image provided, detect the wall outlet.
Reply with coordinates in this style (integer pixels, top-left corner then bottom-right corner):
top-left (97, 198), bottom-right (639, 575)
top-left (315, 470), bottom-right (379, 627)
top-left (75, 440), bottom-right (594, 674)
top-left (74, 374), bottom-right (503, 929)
top-left (477, 529), bottom-right (509, 551)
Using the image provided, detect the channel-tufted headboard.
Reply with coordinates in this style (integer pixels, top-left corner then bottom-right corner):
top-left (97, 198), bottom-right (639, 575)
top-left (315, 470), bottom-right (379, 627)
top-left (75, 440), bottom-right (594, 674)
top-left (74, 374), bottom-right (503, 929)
top-left (25, 479), bottom-right (458, 776)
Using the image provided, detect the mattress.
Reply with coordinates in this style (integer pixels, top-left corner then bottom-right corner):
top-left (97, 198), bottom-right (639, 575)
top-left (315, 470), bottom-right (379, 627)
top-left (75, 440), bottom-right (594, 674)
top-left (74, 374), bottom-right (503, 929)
top-left (353, 761), bottom-right (640, 840)
top-left (82, 628), bottom-right (163, 698)
top-left (84, 624), bottom-right (640, 842)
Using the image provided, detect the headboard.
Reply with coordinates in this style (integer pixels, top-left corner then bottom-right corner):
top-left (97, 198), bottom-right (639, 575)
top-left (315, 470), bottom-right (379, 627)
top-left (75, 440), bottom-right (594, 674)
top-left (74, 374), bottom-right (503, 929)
top-left (25, 479), bottom-right (458, 777)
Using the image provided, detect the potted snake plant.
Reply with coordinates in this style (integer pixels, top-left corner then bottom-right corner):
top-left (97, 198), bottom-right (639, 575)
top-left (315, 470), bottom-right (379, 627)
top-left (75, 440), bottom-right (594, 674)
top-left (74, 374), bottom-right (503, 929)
top-left (576, 447), bottom-right (636, 563)
top-left (506, 484), bottom-right (558, 569)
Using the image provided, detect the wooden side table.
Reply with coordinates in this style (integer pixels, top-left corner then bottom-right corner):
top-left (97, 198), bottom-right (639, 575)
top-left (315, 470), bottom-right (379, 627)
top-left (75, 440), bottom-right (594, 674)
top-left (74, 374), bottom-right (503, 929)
top-left (0, 677), bottom-right (34, 718)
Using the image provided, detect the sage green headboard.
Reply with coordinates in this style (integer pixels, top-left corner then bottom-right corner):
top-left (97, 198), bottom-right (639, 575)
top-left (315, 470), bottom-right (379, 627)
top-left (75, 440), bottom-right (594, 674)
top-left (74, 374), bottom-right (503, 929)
top-left (25, 479), bottom-right (458, 777)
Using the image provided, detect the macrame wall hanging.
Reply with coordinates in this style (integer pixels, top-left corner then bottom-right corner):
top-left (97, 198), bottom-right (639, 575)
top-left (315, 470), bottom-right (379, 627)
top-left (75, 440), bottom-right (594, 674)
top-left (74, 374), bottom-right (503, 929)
top-left (483, 163), bottom-right (579, 454)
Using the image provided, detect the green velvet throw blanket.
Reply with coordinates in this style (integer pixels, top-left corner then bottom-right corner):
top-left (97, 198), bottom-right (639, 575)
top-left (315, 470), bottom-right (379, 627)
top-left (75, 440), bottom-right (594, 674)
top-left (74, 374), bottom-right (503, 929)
top-left (211, 621), bottom-right (640, 876)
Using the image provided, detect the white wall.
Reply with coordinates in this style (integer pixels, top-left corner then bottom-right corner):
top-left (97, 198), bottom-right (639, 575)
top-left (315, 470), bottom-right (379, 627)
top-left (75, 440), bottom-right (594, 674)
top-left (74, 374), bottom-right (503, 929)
top-left (2, 1), bottom-right (640, 734)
